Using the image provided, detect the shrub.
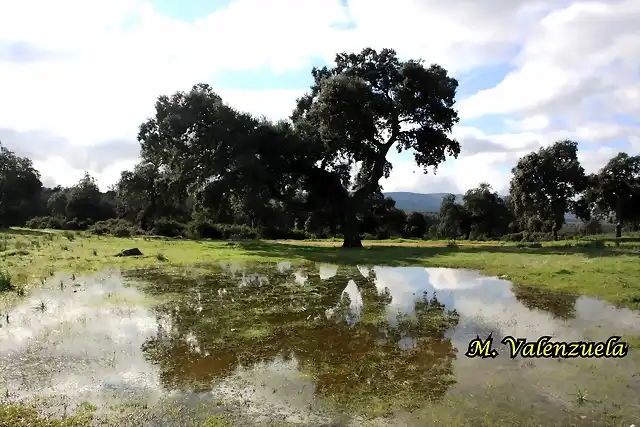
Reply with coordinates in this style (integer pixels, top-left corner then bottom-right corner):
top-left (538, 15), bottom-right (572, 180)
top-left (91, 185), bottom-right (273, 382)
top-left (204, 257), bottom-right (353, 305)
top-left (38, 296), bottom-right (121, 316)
top-left (575, 239), bottom-right (606, 249)
top-left (219, 224), bottom-right (259, 240)
top-left (151, 218), bottom-right (186, 237)
top-left (285, 228), bottom-right (310, 240)
top-left (259, 227), bottom-right (310, 240)
top-left (581, 219), bottom-right (604, 236)
top-left (186, 220), bottom-right (223, 239)
top-left (25, 216), bottom-right (65, 229)
top-left (521, 232), bottom-right (554, 242)
top-left (375, 226), bottom-right (391, 240)
top-left (259, 226), bottom-right (292, 240)
top-left (501, 232), bottom-right (524, 242)
top-left (87, 218), bottom-right (144, 237)
top-left (63, 218), bottom-right (92, 230)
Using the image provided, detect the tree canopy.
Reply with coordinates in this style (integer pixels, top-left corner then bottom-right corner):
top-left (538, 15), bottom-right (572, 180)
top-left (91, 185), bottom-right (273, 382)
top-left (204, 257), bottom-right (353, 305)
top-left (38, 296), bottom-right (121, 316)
top-left (289, 48), bottom-right (460, 246)
top-left (509, 140), bottom-right (586, 240)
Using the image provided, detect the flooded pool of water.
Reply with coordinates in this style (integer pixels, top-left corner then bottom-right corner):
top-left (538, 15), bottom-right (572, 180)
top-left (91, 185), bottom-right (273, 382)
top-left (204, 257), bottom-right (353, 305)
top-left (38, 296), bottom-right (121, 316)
top-left (1, 263), bottom-right (639, 426)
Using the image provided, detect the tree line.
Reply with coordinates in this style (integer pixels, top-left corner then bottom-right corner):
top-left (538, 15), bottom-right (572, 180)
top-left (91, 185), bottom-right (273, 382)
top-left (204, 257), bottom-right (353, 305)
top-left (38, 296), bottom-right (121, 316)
top-left (1, 48), bottom-right (639, 246)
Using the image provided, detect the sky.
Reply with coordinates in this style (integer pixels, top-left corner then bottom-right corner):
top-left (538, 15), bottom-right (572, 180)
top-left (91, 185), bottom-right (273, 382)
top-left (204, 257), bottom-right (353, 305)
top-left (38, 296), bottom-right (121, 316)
top-left (0, 0), bottom-right (638, 194)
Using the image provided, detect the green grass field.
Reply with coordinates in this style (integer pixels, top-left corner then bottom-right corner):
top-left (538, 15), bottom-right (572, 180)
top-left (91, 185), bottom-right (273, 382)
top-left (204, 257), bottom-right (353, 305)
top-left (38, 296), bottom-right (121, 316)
top-left (1, 227), bottom-right (639, 310)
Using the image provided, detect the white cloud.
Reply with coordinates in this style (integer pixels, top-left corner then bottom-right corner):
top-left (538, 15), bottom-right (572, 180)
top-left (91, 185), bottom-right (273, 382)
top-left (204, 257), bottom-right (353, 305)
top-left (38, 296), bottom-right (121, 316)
top-left (0, 0), bottom-right (638, 193)
top-left (504, 115), bottom-right (550, 132)
top-left (458, 0), bottom-right (640, 122)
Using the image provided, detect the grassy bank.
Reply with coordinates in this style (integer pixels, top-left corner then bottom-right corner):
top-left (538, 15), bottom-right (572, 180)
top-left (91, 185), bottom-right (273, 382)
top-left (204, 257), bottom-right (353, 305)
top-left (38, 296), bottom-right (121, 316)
top-left (1, 227), bottom-right (639, 310)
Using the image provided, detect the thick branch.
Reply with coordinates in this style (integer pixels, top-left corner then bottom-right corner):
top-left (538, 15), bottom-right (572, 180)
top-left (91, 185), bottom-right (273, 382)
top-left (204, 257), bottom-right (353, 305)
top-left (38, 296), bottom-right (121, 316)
top-left (353, 113), bottom-right (399, 200)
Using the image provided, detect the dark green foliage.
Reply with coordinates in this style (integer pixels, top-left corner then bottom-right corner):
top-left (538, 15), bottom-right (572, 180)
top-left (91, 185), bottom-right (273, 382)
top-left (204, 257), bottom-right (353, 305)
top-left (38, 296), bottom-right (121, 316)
top-left (580, 153), bottom-right (640, 237)
top-left (0, 143), bottom-right (43, 227)
top-left (509, 140), bottom-right (586, 240)
top-left (501, 232), bottom-right (524, 242)
top-left (25, 216), bottom-right (66, 229)
top-left (521, 232), bottom-right (555, 242)
top-left (87, 219), bottom-right (144, 237)
top-left (405, 211), bottom-right (428, 238)
top-left (151, 218), bottom-right (186, 237)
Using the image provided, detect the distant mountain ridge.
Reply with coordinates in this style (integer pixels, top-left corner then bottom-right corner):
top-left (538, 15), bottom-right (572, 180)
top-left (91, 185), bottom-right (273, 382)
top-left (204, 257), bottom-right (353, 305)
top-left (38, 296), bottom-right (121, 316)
top-left (383, 191), bottom-right (581, 223)
top-left (383, 192), bottom-right (462, 213)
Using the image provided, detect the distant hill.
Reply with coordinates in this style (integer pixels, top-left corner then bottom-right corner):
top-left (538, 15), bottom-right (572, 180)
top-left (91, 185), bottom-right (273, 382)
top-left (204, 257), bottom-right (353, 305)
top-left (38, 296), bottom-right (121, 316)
top-left (383, 192), bottom-right (462, 213)
top-left (384, 191), bottom-right (583, 223)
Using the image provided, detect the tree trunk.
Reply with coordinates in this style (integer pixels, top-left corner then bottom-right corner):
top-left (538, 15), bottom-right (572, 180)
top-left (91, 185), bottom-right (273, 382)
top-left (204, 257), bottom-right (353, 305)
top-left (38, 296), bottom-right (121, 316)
top-left (552, 228), bottom-right (558, 241)
top-left (615, 222), bottom-right (622, 238)
top-left (341, 207), bottom-right (362, 248)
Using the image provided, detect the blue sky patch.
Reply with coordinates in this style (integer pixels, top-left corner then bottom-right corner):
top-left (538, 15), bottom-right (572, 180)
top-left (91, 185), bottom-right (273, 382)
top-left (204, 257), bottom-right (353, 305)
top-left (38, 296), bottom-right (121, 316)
top-left (212, 58), bottom-right (328, 90)
top-left (456, 62), bottom-right (516, 99)
top-left (152, 0), bottom-right (228, 21)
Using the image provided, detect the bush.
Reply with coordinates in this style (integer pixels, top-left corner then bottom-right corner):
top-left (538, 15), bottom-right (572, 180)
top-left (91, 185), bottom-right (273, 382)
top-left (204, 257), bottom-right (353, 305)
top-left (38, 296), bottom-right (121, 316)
top-left (25, 216), bottom-right (65, 229)
top-left (151, 218), bottom-right (186, 237)
top-left (220, 224), bottom-right (259, 240)
top-left (185, 221), bottom-right (259, 240)
top-left (581, 219), bottom-right (603, 236)
top-left (285, 228), bottom-right (311, 240)
top-left (25, 216), bottom-right (93, 230)
top-left (87, 218), bottom-right (144, 237)
top-left (575, 239), bottom-right (606, 249)
top-left (500, 232), bottom-right (524, 242)
top-left (63, 218), bottom-right (91, 230)
top-left (186, 220), bottom-right (223, 239)
top-left (259, 227), bottom-right (310, 240)
top-left (521, 232), bottom-right (554, 242)
top-left (61, 230), bottom-right (75, 241)
top-left (375, 226), bottom-right (391, 240)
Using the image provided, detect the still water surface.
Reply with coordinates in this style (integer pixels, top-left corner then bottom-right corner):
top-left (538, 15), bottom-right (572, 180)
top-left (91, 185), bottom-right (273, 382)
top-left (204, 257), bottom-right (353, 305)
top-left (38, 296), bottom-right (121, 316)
top-left (1, 263), bottom-right (639, 426)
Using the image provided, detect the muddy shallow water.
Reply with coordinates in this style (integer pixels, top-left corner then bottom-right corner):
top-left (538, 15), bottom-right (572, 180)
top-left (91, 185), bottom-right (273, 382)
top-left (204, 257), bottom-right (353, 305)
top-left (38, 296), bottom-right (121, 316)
top-left (0, 263), bottom-right (639, 426)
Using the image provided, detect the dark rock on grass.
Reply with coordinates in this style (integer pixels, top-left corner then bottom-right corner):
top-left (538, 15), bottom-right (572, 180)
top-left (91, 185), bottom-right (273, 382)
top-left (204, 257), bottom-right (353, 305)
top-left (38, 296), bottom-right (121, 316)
top-left (114, 248), bottom-right (143, 257)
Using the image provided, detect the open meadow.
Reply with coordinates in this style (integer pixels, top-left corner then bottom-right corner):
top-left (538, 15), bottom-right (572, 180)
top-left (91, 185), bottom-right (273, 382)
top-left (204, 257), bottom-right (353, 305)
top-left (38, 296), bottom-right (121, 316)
top-left (1, 228), bottom-right (640, 426)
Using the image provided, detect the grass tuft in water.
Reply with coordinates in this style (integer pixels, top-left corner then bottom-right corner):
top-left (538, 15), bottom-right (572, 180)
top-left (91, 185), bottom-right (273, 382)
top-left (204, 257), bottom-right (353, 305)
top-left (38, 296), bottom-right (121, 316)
top-left (156, 252), bottom-right (168, 262)
top-left (33, 299), bottom-right (48, 312)
top-left (574, 385), bottom-right (588, 405)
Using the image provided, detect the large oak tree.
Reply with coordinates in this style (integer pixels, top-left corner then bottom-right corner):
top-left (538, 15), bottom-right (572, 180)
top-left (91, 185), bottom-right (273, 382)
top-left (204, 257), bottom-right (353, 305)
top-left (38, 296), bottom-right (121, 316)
top-left (0, 143), bottom-right (43, 227)
top-left (509, 140), bottom-right (586, 240)
top-left (583, 152), bottom-right (640, 237)
top-left (290, 48), bottom-right (460, 247)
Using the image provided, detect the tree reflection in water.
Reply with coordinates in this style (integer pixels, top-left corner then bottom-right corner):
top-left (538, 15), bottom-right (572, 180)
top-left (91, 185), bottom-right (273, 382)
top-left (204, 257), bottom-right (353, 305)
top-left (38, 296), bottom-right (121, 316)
top-left (134, 263), bottom-right (459, 415)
